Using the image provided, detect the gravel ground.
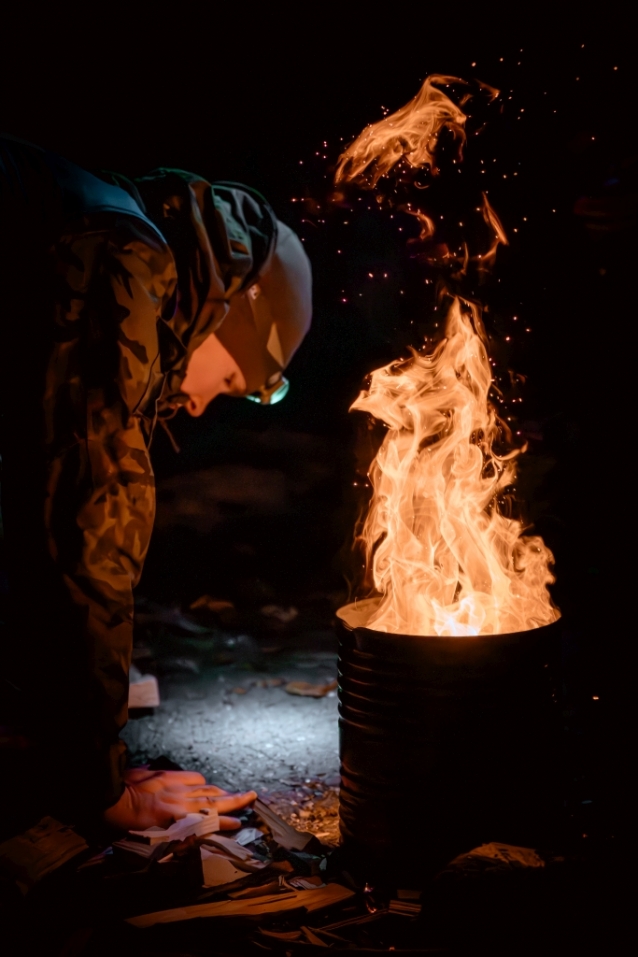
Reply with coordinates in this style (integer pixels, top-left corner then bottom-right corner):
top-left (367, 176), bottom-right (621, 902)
top-left (122, 633), bottom-right (340, 796)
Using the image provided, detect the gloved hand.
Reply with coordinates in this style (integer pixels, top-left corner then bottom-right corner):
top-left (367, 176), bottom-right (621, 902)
top-left (103, 768), bottom-right (256, 831)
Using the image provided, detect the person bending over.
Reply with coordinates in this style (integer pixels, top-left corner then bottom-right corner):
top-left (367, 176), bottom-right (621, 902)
top-left (0, 136), bottom-right (312, 831)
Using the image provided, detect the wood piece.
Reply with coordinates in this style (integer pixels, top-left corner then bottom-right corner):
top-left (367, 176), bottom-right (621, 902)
top-left (301, 925), bottom-right (329, 946)
top-left (253, 799), bottom-right (313, 852)
top-left (127, 883), bottom-right (355, 927)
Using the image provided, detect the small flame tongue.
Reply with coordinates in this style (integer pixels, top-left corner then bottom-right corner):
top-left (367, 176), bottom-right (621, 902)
top-left (338, 75), bottom-right (558, 636)
top-left (335, 74), bottom-right (468, 187)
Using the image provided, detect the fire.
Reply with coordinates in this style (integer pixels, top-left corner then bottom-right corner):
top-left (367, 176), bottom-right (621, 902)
top-left (336, 74), bottom-right (468, 187)
top-left (351, 298), bottom-right (557, 636)
top-left (337, 76), bottom-right (558, 636)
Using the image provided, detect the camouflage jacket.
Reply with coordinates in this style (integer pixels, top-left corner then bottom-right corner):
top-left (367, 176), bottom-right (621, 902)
top-left (0, 136), bottom-right (276, 809)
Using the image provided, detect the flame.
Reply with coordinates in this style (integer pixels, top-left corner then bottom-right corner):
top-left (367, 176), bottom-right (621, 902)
top-left (338, 76), bottom-right (558, 636)
top-left (478, 192), bottom-right (509, 271)
top-left (351, 299), bottom-right (557, 636)
top-left (335, 75), bottom-right (468, 187)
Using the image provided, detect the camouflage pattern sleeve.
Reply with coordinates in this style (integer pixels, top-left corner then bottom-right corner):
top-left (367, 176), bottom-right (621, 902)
top-left (41, 217), bottom-right (177, 808)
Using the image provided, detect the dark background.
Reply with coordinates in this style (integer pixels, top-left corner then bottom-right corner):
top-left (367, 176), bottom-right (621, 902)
top-left (2, 14), bottom-right (635, 837)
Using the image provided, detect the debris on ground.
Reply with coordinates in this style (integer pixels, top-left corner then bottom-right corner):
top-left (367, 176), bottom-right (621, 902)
top-left (135, 599), bottom-right (213, 635)
top-left (0, 817), bottom-right (88, 894)
top-left (189, 596), bottom-right (235, 614)
top-left (261, 781), bottom-right (341, 846)
top-left (128, 665), bottom-right (160, 709)
top-left (0, 792), bottom-right (623, 954)
top-left (284, 678), bottom-right (337, 697)
top-left (128, 881), bottom-right (355, 927)
top-left (440, 841), bottom-right (547, 877)
top-left (129, 811), bottom-right (220, 845)
top-left (260, 605), bottom-right (299, 624)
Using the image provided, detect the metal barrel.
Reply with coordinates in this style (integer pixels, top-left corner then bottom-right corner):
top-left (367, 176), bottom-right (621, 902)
top-left (337, 606), bottom-right (563, 877)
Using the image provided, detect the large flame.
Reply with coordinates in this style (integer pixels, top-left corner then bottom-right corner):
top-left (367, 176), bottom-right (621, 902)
top-left (351, 300), bottom-right (557, 636)
top-left (338, 75), bottom-right (558, 636)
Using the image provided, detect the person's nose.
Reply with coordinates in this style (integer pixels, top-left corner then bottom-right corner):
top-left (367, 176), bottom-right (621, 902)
top-left (186, 395), bottom-right (206, 417)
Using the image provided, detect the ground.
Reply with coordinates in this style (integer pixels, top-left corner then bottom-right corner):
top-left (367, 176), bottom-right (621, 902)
top-left (124, 604), bottom-right (342, 843)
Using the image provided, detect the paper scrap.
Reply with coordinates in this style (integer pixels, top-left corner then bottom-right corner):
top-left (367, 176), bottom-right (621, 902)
top-left (289, 876), bottom-right (326, 890)
top-left (202, 834), bottom-right (254, 862)
top-left (234, 827), bottom-right (265, 846)
top-left (0, 818), bottom-right (88, 894)
top-left (128, 674), bottom-right (160, 709)
top-left (127, 883), bottom-right (355, 927)
top-left (112, 839), bottom-right (158, 860)
top-left (200, 848), bottom-right (247, 887)
top-left (129, 811), bottom-right (219, 845)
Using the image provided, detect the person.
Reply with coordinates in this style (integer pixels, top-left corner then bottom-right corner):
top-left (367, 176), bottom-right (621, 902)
top-left (0, 135), bottom-right (312, 831)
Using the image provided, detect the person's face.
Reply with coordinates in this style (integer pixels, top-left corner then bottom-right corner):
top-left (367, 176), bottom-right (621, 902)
top-left (180, 333), bottom-right (247, 417)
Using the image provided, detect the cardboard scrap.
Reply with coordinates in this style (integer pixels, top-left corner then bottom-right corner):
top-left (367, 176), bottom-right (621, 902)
top-left (253, 799), bottom-right (314, 852)
top-left (127, 882), bottom-right (355, 927)
top-left (200, 848), bottom-right (247, 887)
top-left (129, 811), bottom-right (219, 845)
top-left (0, 817), bottom-right (88, 894)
